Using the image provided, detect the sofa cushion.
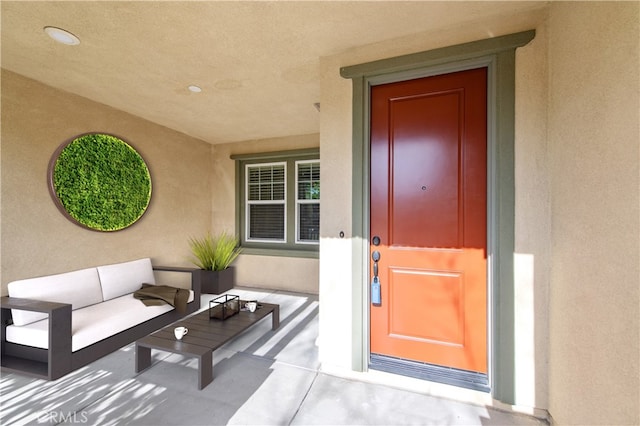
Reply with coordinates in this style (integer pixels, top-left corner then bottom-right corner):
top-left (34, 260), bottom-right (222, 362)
top-left (5, 290), bottom-right (195, 352)
top-left (7, 267), bottom-right (103, 326)
top-left (97, 258), bottom-right (155, 301)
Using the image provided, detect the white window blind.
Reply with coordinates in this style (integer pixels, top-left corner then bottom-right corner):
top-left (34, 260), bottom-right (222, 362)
top-left (296, 160), bottom-right (320, 243)
top-left (246, 163), bottom-right (286, 241)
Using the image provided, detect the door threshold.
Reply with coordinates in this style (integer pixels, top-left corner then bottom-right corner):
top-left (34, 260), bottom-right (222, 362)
top-left (370, 354), bottom-right (490, 393)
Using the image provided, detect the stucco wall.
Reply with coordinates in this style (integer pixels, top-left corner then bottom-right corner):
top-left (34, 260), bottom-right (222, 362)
top-left (316, 1), bottom-right (640, 421)
top-left (2, 2), bottom-right (637, 422)
top-left (514, 15), bottom-right (550, 411)
top-left (1, 71), bottom-right (320, 295)
top-left (211, 134), bottom-right (320, 294)
top-left (318, 5), bottom-right (550, 413)
top-left (1, 70), bottom-right (212, 293)
top-left (547, 2), bottom-right (640, 425)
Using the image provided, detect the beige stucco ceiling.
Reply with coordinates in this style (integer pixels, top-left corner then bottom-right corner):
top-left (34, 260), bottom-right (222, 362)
top-left (1, 1), bottom-right (545, 144)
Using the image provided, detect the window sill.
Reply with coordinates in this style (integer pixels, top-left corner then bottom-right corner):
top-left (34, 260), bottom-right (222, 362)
top-left (240, 247), bottom-right (319, 259)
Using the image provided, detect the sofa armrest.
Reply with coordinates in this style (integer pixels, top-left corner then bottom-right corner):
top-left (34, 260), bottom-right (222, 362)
top-left (152, 266), bottom-right (201, 310)
top-left (1, 296), bottom-right (72, 379)
top-left (1, 296), bottom-right (71, 314)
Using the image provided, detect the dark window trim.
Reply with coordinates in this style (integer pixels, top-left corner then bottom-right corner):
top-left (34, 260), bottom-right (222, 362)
top-left (232, 148), bottom-right (320, 258)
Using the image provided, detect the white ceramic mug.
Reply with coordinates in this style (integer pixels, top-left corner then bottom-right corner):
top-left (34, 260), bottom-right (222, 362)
top-left (246, 301), bottom-right (257, 312)
top-left (174, 326), bottom-right (188, 340)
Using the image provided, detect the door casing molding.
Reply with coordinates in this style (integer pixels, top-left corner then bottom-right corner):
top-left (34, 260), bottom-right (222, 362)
top-left (341, 30), bottom-right (535, 405)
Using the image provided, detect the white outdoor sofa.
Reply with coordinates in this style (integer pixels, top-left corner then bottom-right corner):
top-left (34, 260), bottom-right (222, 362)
top-left (0, 258), bottom-right (201, 380)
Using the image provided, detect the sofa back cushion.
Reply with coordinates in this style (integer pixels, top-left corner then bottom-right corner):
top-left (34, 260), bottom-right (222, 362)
top-left (8, 267), bottom-right (103, 326)
top-left (97, 258), bottom-right (155, 301)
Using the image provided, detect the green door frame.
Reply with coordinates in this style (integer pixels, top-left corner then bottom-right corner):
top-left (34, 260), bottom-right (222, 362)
top-left (340, 30), bottom-right (535, 405)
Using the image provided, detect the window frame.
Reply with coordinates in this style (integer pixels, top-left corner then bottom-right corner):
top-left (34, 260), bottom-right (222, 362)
top-left (295, 159), bottom-right (320, 245)
top-left (232, 148), bottom-right (320, 258)
top-left (245, 161), bottom-right (287, 244)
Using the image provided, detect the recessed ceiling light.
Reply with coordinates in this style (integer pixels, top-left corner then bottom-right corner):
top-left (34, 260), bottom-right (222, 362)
top-left (44, 26), bottom-right (80, 46)
top-left (188, 85), bottom-right (202, 93)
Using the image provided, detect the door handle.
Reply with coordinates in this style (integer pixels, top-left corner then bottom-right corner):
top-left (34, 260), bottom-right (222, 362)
top-left (372, 250), bottom-right (380, 279)
top-left (371, 250), bottom-right (381, 306)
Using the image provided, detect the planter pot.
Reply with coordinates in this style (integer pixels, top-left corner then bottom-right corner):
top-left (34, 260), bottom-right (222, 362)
top-left (195, 267), bottom-right (235, 294)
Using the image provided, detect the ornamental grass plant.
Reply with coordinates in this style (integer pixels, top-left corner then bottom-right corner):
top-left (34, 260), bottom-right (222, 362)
top-left (188, 231), bottom-right (242, 271)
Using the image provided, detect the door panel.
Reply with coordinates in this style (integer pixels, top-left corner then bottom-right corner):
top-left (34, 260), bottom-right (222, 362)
top-left (370, 67), bottom-right (487, 374)
top-left (390, 90), bottom-right (463, 248)
top-left (388, 268), bottom-right (464, 345)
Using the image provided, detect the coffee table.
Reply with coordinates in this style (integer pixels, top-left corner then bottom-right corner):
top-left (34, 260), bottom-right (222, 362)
top-left (135, 301), bottom-right (279, 390)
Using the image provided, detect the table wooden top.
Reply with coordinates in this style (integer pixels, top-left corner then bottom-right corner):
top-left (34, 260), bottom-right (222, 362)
top-left (136, 301), bottom-right (279, 356)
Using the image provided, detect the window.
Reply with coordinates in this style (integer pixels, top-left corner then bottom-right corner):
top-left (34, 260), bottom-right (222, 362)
top-left (296, 160), bottom-right (320, 243)
top-left (233, 149), bottom-right (320, 257)
top-left (246, 163), bottom-right (286, 242)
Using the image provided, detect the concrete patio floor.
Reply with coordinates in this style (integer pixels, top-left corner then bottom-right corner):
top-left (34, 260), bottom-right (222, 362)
top-left (0, 289), bottom-right (548, 425)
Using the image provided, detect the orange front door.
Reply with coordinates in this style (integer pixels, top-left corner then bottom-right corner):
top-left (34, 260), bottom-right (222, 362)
top-left (370, 67), bottom-right (488, 373)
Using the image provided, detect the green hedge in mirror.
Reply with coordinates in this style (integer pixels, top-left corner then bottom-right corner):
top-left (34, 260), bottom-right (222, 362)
top-left (51, 133), bottom-right (152, 231)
